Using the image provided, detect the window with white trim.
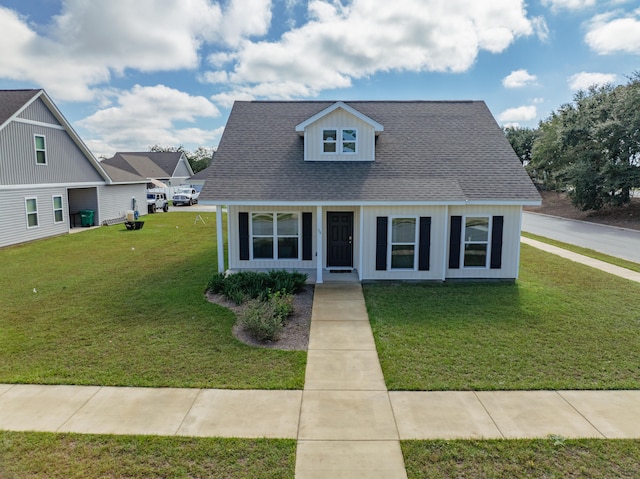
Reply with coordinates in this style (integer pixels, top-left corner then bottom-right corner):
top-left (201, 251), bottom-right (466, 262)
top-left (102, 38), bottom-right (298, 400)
top-left (53, 195), bottom-right (64, 223)
top-left (322, 128), bottom-right (357, 154)
top-left (26, 198), bottom-right (39, 228)
top-left (390, 217), bottom-right (417, 269)
top-left (463, 216), bottom-right (490, 267)
top-left (251, 212), bottom-right (299, 260)
top-left (34, 135), bottom-right (47, 165)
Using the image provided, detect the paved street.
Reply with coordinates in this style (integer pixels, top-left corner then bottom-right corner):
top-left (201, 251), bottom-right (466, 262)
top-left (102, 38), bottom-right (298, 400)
top-left (522, 212), bottom-right (640, 264)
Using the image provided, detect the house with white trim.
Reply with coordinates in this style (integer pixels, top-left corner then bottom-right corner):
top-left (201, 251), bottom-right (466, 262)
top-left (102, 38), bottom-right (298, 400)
top-left (0, 89), bottom-right (147, 248)
top-left (200, 101), bottom-right (541, 283)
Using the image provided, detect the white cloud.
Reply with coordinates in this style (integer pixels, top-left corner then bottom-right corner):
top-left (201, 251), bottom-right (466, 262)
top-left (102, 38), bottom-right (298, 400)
top-left (498, 105), bottom-right (537, 123)
top-left (502, 69), bottom-right (537, 88)
top-left (585, 11), bottom-right (640, 55)
top-left (568, 71), bottom-right (617, 90)
top-left (78, 85), bottom-right (221, 157)
top-left (542, 0), bottom-right (595, 11)
top-left (214, 0), bottom-right (534, 102)
top-left (0, 0), bottom-right (272, 101)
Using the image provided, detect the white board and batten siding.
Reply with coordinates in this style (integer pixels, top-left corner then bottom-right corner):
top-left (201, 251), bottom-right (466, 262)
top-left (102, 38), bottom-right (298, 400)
top-left (303, 109), bottom-right (375, 162)
top-left (227, 205), bottom-right (316, 271)
top-left (445, 205), bottom-right (523, 280)
top-left (0, 187), bottom-right (69, 248)
top-left (360, 205), bottom-right (448, 281)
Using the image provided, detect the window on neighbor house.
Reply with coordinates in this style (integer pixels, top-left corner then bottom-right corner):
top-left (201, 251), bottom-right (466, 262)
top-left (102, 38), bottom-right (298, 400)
top-left (26, 198), bottom-right (38, 228)
top-left (251, 212), bottom-right (299, 259)
top-left (53, 196), bottom-right (64, 223)
top-left (323, 129), bottom-right (357, 154)
top-left (463, 216), bottom-right (490, 267)
top-left (34, 135), bottom-right (47, 165)
top-left (390, 217), bottom-right (416, 269)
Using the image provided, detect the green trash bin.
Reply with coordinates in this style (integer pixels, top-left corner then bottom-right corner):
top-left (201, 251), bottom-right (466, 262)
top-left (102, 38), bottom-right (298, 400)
top-left (79, 209), bottom-right (94, 227)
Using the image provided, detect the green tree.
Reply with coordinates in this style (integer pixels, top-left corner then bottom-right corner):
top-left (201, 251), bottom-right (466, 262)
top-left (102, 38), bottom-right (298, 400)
top-left (504, 126), bottom-right (538, 165)
top-left (530, 74), bottom-right (640, 210)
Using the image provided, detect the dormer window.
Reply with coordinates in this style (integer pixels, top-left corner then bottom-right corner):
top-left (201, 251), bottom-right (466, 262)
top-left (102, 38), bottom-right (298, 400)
top-left (323, 130), bottom-right (337, 153)
top-left (297, 102), bottom-right (382, 161)
top-left (323, 128), bottom-right (357, 154)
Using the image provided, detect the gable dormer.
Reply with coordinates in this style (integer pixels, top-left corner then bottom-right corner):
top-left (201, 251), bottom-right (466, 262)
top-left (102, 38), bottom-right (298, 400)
top-left (296, 102), bottom-right (383, 162)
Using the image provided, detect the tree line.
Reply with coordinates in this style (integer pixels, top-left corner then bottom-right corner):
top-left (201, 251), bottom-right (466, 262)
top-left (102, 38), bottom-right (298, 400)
top-left (505, 73), bottom-right (640, 211)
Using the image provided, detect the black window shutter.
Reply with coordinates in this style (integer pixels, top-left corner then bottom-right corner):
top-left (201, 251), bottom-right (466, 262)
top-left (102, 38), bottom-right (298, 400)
top-left (490, 216), bottom-right (504, 269)
top-left (302, 212), bottom-right (312, 261)
top-left (418, 217), bottom-right (431, 271)
top-left (376, 217), bottom-right (388, 271)
top-left (449, 216), bottom-right (462, 269)
top-left (239, 212), bottom-right (249, 261)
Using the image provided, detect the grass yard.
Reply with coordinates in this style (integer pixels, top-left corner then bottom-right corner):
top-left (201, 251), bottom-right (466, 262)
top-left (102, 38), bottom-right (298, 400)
top-left (364, 244), bottom-right (640, 390)
top-left (0, 212), bottom-right (306, 389)
top-left (522, 231), bottom-right (640, 273)
top-left (402, 439), bottom-right (640, 478)
top-left (0, 431), bottom-right (295, 479)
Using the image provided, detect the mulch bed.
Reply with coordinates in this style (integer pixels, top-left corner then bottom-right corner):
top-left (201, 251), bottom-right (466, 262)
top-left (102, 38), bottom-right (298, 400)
top-left (206, 285), bottom-right (313, 351)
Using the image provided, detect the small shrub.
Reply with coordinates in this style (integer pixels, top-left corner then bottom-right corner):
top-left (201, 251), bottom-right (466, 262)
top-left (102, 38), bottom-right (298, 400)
top-left (207, 270), bottom-right (307, 303)
top-left (268, 270), bottom-right (307, 294)
top-left (269, 291), bottom-right (294, 320)
top-left (240, 299), bottom-right (283, 341)
top-left (207, 272), bottom-right (226, 293)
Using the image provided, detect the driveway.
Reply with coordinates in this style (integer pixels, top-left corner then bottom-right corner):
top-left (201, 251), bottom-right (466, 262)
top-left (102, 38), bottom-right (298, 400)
top-left (169, 204), bottom-right (217, 213)
top-left (522, 212), bottom-right (640, 264)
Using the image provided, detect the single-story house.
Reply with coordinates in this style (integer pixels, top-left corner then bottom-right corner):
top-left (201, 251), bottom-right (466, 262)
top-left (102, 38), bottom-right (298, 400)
top-left (199, 101), bottom-right (541, 283)
top-left (0, 89), bottom-right (147, 248)
top-left (101, 151), bottom-right (194, 189)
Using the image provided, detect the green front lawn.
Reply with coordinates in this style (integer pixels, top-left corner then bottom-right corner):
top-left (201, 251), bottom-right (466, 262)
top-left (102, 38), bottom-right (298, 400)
top-left (364, 245), bottom-right (640, 390)
top-left (0, 212), bottom-right (305, 389)
top-left (402, 439), bottom-right (640, 478)
top-left (0, 431), bottom-right (296, 479)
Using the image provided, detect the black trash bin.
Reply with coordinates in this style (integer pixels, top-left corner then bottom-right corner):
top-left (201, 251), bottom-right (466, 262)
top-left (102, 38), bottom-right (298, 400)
top-left (79, 209), bottom-right (94, 227)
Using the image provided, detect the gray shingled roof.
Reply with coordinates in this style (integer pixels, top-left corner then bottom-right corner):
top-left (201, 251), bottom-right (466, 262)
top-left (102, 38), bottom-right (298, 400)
top-left (200, 101), bottom-right (541, 204)
top-left (101, 152), bottom-right (185, 178)
top-left (0, 89), bottom-right (40, 127)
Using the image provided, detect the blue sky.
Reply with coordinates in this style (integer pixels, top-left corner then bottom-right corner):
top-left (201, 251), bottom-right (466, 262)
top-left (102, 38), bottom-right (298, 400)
top-left (1, 0), bottom-right (638, 157)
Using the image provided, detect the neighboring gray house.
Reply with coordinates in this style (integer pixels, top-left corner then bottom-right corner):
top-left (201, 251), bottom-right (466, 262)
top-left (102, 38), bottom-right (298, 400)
top-left (101, 151), bottom-right (194, 188)
top-left (0, 89), bottom-right (147, 248)
top-left (200, 101), bottom-right (541, 283)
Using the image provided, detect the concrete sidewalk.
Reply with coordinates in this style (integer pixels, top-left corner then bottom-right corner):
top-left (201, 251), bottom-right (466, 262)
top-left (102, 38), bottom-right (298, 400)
top-left (522, 236), bottom-right (640, 283)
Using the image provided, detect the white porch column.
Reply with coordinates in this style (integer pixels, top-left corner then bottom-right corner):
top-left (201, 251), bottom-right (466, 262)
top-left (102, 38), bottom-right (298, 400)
top-left (441, 205), bottom-right (449, 281)
top-left (316, 205), bottom-right (323, 284)
top-left (358, 205), bottom-right (364, 281)
top-left (216, 204), bottom-right (225, 273)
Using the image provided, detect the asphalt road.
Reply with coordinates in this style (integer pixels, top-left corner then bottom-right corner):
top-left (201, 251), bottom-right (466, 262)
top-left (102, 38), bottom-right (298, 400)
top-left (522, 212), bottom-right (640, 264)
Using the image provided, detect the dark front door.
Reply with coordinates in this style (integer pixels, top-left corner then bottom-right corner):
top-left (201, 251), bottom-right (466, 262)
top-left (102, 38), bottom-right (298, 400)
top-left (327, 211), bottom-right (353, 267)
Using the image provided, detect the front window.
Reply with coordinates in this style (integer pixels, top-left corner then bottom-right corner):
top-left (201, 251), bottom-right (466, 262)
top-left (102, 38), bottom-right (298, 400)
top-left (251, 212), bottom-right (299, 260)
top-left (53, 196), bottom-right (64, 223)
top-left (463, 217), bottom-right (489, 267)
top-left (34, 135), bottom-right (47, 165)
top-left (26, 198), bottom-right (38, 228)
top-left (391, 217), bottom-right (416, 269)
